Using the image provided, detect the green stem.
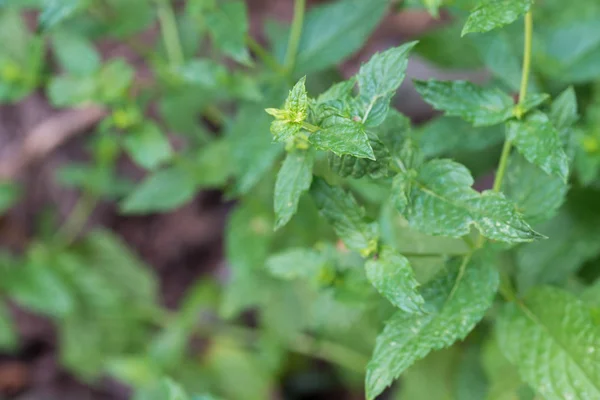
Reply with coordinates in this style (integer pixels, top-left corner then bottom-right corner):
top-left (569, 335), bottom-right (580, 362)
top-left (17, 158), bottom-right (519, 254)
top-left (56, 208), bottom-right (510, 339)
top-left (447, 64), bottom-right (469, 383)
top-left (491, 10), bottom-right (533, 194)
top-left (157, 0), bottom-right (185, 66)
top-left (58, 191), bottom-right (97, 246)
top-left (284, 0), bottom-right (306, 73)
top-left (246, 36), bottom-right (285, 73)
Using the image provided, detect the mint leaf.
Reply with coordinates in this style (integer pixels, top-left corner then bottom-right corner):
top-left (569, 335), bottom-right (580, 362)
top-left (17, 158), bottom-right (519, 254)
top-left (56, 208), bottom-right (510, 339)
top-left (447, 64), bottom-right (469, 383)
top-left (231, 104), bottom-right (284, 194)
top-left (328, 136), bottom-right (390, 179)
top-left (393, 159), bottom-right (540, 243)
top-left (266, 248), bottom-right (325, 280)
top-left (122, 122), bottom-right (173, 170)
top-left (310, 178), bottom-right (378, 256)
top-left (414, 80), bottom-right (514, 127)
top-left (507, 111), bottom-right (569, 182)
top-left (309, 115), bottom-right (375, 160)
top-left (205, 1), bottom-right (251, 65)
top-left (366, 253), bottom-right (499, 399)
top-left (38, 0), bottom-right (87, 31)
top-left (365, 247), bottom-right (424, 313)
top-left (356, 42), bottom-right (417, 126)
top-left (266, 77), bottom-right (308, 142)
top-left (0, 182), bottom-right (21, 215)
top-left (550, 87), bottom-right (579, 133)
top-left (462, 0), bottom-right (533, 36)
top-left (120, 165), bottom-right (196, 214)
top-left (516, 93), bottom-right (550, 117)
top-left (51, 29), bottom-right (100, 76)
top-left (0, 301), bottom-right (16, 349)
top-left (497, 287), bottom-right (600, 399)
top-left (504, 152), bottom-right (567, 223)
top-left (175, 59), bottom-right (228, 89)
top-left (274, 150), bottom-right (314, 230)
top-left (293, 0), bottom-right (388, 74)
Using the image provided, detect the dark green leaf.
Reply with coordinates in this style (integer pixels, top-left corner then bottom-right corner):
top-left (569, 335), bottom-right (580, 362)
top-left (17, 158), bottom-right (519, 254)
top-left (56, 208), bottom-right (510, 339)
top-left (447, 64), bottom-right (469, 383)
top-left (356, 42), bottom-right (417, 126)
top-left (38, 0), bottom-right (88, 30)
top-left (293, 0), bottom-right (388, 74)
top-left (462, 0), bottom-right (532, 36)
top-left (309, 116), bottom-right (375, 160)
top-left (507, 111), bottom-right (569, 182)
top-left (0, 302), bottom-right (16, 350)
top-left (366, 253), bottom-right (499, 399)
top-left (414, 80), bottom-right (514, 127)
top-left (310, 178), bottom-right (378, 256)
top-left (205, 1), bottom-right (251, 65)
top-left (393, 159), bottom-right (540, 243)
top-left (497, 287), bottom-right (600, 399)
top-left (274, 150), bottom-right (314, 230)
top-left (365, 247), bottom-right (424, 313)
top-left (0, 181), bottom-right (21, 215)
top-left (503, 152), bottom-right (567, 223)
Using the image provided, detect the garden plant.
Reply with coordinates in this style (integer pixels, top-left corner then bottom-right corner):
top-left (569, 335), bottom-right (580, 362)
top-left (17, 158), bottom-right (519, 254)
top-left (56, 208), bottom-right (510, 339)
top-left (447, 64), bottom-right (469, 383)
top-left (1, 0), bottom-right (600, 399)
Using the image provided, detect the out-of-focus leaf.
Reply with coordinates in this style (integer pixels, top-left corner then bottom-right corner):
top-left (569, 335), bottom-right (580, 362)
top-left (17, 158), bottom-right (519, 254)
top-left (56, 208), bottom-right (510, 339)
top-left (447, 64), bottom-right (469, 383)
top-left (123, 122), bottom-right (173, 170)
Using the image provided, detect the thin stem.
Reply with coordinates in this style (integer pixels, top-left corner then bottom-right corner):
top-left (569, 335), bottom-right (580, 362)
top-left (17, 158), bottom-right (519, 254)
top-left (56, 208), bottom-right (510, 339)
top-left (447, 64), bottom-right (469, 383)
top-left (246, 36), bottom-right (285, 73)
top-left (157, 0), bottom-right (185, 66)
top-left (284, 0), bottom-right (306, 73)
top-left (290, 333), bottom-right (369, 374)
top-left (58, 191), bottom-right (97, 246)
top-left (519, 11), bottom-right (533, 104)
top-left (491, 10), bottom-right (533, 194)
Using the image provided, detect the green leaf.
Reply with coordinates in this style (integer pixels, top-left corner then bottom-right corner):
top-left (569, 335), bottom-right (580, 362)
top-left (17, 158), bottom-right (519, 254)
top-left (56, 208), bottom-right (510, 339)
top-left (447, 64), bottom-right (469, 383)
top-left (51, 30), bottom-right (101, 76)
top-left (293, 0), bottom-right (388, 74)
top-left (175, 59), bottom-right (229, 89)
top-left (462, 0), bottom-right (532, 36)
top-left (328, 136), bottom-right (390, 179)
top-left (266, 248), bottom-right (324, 280)
top-left (366, 253), bottom-right (499, 400)
top-left (274, 150), bottom-right (314, 230)
top-left (0, 181), bottom-right (21, 214)
top-left (414, 80), bottom-right (514, 127)
top-left (135, 378), bottom-right (190, 400)
top-left (309, 115), bottom-right (375, 160)
top-left (516, 190), bottom-right (600, 291)
top-left (507, 111), bottom-right (569, 182)
top-left (120, 165), bottom-right (197, 214)
top-left (310, 178), bottom-right (378, 256)
top-left (96, 60), bottom-right (135, 103)
top-left (38, 0), bottom-right (88, 31)
top-left (123, 122), bottom-right (173, 170)
top-left (265, 77), bottom-right (308, 142)
top-left (47, 75), bottom-right (97, 107)
top-left (0, 301), bottom-right (17, 350)
top-left (497, 287), bottom-right (600, 399)
top-left (503, 152), bottom-right (567, 224)
top-left (550, 86), bottom-right (579, 135)
top-left (516, 93), bottom-right (550, 116)
top-left (230, 104), bottom-right (285, 194)
top-left (205, 1), bottom-right (251, 65)
top-left (192, 138), bottom-right (234, 188)
top-left (393, 159), bottom-right (541, 243)
top-left (365, 247), bottom-right (424, 313)
top-left (356, 42), bottom-right (417, 126)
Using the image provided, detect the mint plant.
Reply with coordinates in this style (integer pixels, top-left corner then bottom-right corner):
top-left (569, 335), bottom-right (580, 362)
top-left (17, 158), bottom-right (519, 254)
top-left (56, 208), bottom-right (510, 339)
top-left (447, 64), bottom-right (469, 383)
top-left (1, 0), bottom-right (600, 399)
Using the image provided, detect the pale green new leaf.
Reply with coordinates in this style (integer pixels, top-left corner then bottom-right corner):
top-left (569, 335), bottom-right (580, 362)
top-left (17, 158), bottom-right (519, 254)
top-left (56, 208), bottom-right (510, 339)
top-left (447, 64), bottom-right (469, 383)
top-left (310, 178), bottom-right (378, 256)
top-left (266, 77), bottom-right (308, 142)
top-left (497, 287), bottom-right (600, 399)
top-left (309, 115), bottom-right (375, 159)
top-left (123, 122), bottom-right (173, 170)
top-left (414, 80), bottom-right (514, 127)
top-left (356, 42), bottom-right (417, 126)
top-left (366, 253), bottom-right (499, 399)
top-left (507, 111), bottom-right (569, 182)
top-left (365, 247), bottom-right (424, 313)
top-left (393, 159), bottom-right (540, 242)
top-left (293, 0), bottom-right (388, 74)
top-left (462, 0), bottom-right (533, 36)
top-left (205, 1), bottom-right (251, 65)
top-left (274, 150), bottom-right (314, 230)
